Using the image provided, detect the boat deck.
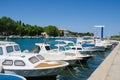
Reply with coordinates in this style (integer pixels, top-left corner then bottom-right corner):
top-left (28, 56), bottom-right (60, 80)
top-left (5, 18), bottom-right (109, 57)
top-left (35, 61), bottom-right (62, 68)
top-left (88, 43), bottom-right (120, 80)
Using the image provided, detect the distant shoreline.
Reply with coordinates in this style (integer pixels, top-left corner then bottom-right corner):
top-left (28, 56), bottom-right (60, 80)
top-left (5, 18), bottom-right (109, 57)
top-left (0, 35), bottom-right (77, 39)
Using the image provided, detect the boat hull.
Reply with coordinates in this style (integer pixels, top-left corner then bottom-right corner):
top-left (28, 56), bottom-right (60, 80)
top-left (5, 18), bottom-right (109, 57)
top-left (4, 66), bottom-right (65, 77)
top-left (83, 46), bottom-right (105, 52)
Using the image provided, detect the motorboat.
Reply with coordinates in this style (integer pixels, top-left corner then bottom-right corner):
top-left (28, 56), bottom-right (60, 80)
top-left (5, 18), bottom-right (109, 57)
top-left (54, 43), bottom-right (92, 62)
top-left (55, 40), bottom-right (93, 56)
top-left (76, 37), bottom-right (105, 52)
top-left (28, 41), bottom-right (92, 64)
top-left (0, 54), bottom-right (68, 77)
top-left (55, 40), bottom-right (86, 52)
top-left (55, 39), bottom-right (96, 52)
top-left (0, 41), bottom-right (69, 77)
top-left (54, 40), bottom-right (93, 64)
top-left (55, 40), bottom-right (75, 46)
top-left (27, 43), bottom-right (81, 65)
top-left (95, 38), bottom-right (113, 49)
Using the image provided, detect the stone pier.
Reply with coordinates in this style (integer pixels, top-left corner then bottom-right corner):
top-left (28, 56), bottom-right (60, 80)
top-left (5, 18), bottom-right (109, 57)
top-left (88, 43), bottom-right (120, 80)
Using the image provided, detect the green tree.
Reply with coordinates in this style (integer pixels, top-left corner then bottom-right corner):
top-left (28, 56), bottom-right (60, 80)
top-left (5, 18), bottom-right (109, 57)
top-left (44, 25), bottom-right (60, 37)
top-left (0, 16), bottom-right (17, 35)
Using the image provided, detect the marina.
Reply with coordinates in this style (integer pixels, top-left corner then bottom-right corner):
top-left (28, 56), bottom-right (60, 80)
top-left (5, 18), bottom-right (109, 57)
top-left (0, 37), bottom-right (117, 80)
top-left (0, 0), bottom-right (120, 80)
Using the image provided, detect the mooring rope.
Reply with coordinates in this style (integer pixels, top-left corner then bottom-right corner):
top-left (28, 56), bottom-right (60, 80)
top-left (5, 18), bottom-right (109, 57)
top-left (66, 67), bottom-right (80, 80)
top-left (77, 60), bottom-right (85, 69)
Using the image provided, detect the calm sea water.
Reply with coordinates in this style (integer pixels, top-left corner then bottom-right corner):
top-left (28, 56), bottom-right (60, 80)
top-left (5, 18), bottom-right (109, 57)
top-left (8, 38), bottom-right (112, 80)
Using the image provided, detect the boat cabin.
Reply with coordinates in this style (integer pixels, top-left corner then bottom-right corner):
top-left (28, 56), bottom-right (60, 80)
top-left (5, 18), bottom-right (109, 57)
top-left (0, 41), bottom-right (21, 55)
top-left (0, 54), bottom-right (45, 69)
top-left (30, 43), bottom-right (52, 53)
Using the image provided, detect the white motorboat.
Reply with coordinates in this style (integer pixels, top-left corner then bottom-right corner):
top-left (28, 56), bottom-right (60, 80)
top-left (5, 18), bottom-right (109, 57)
top-left (28, 43), bottom-right (81, 65)
top-left (55, 44), bottom-right (92, 62)
top-left (76, 37), bottom-right (105, 52)
top-left (55, 39), bottom-right (95, 52)
top-left (55, 40), bottom-right (93, 58)
top-left (0, 41), bottom-right (69, 77)
top-left (95, 38), bottom-right (113, 49)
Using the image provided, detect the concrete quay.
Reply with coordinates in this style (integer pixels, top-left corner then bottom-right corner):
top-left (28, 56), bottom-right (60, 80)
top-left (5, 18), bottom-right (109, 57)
top-left (88, 43), bottom-right (120, 80)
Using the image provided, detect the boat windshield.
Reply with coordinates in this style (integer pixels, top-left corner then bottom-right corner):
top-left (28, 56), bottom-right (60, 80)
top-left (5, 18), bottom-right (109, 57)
top-left (6, 46), bottom-right (14, 53)
top-left (36, 55), bottom-right (44, 60)
top-left (0, 47), bottom-right (3, 55)
top-left (65, 46), bottom-right (71, 50)
top-left (45, 46), bottom-right (51, 50)
top-left (59, 46), bottom-right (65, 51)
top-left (59, 46), bottom-right (71, 51)
top-left (82, 43), bottom-right (95, 47)
top-left (72, 47), bottom-right (76, 50)
top-left (2, 60), bottom-right (13, 66)
top-left (14, 45), bottom-right (20, 51)
top-left (2, 59), bottom-right (25, 66)
top-left (14, 60), bottom-right (25, 66)
top-left (67, 43), bottom-right (74, 46)
top-left (29, 56), bottom-right (39, 64)
top-left (77, 48), bottom-right (82, 50)
top-left (30, 46), bottom-right (40, 53)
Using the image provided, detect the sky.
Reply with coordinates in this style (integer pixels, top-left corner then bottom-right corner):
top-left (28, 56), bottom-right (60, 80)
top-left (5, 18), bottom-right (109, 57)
top-left (0, 0), bottom-right (120, 37)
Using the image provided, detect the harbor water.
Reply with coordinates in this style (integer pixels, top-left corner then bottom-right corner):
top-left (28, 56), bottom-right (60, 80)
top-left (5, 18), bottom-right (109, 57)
top-left (8, 38), bottom-right (113, 80)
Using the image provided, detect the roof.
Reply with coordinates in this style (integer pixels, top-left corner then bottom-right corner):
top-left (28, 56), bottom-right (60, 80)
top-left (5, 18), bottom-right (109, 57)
top-left (0, 41), bottom-right (16, 45)
top-left (58, 28), bottom-right (67, 31)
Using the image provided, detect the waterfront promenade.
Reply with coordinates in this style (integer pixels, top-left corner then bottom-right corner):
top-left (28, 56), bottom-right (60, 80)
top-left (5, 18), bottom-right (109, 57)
top-left (88, 43), bottom-right (120, 80)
